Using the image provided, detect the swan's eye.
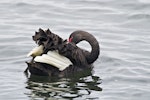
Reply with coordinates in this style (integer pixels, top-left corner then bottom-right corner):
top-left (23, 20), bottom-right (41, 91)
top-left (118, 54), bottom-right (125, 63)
top-left (68, 37), bottom-right (73, 42)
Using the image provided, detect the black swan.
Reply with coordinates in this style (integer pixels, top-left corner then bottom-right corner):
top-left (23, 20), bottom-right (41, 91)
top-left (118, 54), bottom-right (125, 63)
top-left (25, 29), bottom-right (100, 77)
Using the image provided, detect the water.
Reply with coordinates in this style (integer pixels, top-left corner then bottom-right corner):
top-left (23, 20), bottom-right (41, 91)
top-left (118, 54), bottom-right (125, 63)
top-left (0, 0), bottom-right (150, 100)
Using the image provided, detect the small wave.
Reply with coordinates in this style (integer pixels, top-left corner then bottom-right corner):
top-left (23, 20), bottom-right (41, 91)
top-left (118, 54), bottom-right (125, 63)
top-left (128, 13), bottom-right (150, 20)
top-left (138, 0), bottom-right (150, 3)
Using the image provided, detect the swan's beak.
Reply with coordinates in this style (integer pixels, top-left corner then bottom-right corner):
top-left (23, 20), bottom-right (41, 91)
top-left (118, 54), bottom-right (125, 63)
top-left (67, 39), bottom-right (69, 42)
top-left (34, 51), bottom-right (72, 71)
top-left (27, 45), bottom-right (44, 57)
top-left (68, 37), bottom-right (73, 42)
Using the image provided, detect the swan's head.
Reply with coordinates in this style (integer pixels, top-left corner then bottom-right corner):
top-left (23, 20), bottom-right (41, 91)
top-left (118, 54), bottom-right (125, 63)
top-left (69, 30), bottom-right (84, 44)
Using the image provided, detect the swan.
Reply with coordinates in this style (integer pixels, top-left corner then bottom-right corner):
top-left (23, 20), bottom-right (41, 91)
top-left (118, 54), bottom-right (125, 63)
top-left (25, 29), bottom-right (100, 77)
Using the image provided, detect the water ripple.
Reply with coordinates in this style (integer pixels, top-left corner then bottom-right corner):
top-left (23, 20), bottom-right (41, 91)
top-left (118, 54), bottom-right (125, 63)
top-left (0, 0), bottom-right (150, 100)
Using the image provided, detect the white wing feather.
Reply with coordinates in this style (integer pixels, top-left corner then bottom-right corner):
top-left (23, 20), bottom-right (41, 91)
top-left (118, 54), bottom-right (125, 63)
top-left (34, 51), bottom-right (72, 71)
top-left (27, 45), bottom-right (44, 57)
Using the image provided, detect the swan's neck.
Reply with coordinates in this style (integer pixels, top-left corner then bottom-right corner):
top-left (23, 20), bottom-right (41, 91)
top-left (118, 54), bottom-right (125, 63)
top-left (81, 33), bottom-right (100, 64)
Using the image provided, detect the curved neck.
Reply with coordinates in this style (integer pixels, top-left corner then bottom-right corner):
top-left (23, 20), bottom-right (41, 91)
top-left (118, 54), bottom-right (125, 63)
top-left (83, 33), bottom-right (100, 64)
top-left (73, 31), bottom-right (100, 64)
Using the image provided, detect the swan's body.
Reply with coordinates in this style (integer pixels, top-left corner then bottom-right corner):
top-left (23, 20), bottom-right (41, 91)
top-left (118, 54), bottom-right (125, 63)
top-left (26, 29), bottom-right (100, 77)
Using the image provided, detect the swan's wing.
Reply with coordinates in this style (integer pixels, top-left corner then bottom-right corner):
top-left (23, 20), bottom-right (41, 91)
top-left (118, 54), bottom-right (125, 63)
top-left (27, 45), bottom-right (44, 57)
top-left (34, 51), bottom-right (72, 71)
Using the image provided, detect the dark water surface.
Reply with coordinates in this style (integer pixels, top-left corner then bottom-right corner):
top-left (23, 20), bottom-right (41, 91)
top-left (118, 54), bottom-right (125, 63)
top-left (0, 0), bottom-right (150, 100)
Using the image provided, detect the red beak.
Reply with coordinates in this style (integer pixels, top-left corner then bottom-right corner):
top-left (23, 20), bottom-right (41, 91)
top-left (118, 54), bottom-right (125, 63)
top-left (68, 37), bottom-right (73, 42)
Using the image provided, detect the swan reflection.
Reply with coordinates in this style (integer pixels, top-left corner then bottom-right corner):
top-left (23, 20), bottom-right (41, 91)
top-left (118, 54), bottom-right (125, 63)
top-left (25, 71), bottom-right (102, 99)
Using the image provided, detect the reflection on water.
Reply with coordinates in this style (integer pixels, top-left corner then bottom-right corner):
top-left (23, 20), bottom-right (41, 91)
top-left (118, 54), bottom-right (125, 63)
top-left (25, 70), bottom-right (102, 100)
top-left (1, 0), bottom-right (150, 99)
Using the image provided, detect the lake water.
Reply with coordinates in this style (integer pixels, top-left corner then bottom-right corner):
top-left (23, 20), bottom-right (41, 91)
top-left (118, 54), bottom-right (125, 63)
top-left (0, 0), bottom-right (150, 100)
